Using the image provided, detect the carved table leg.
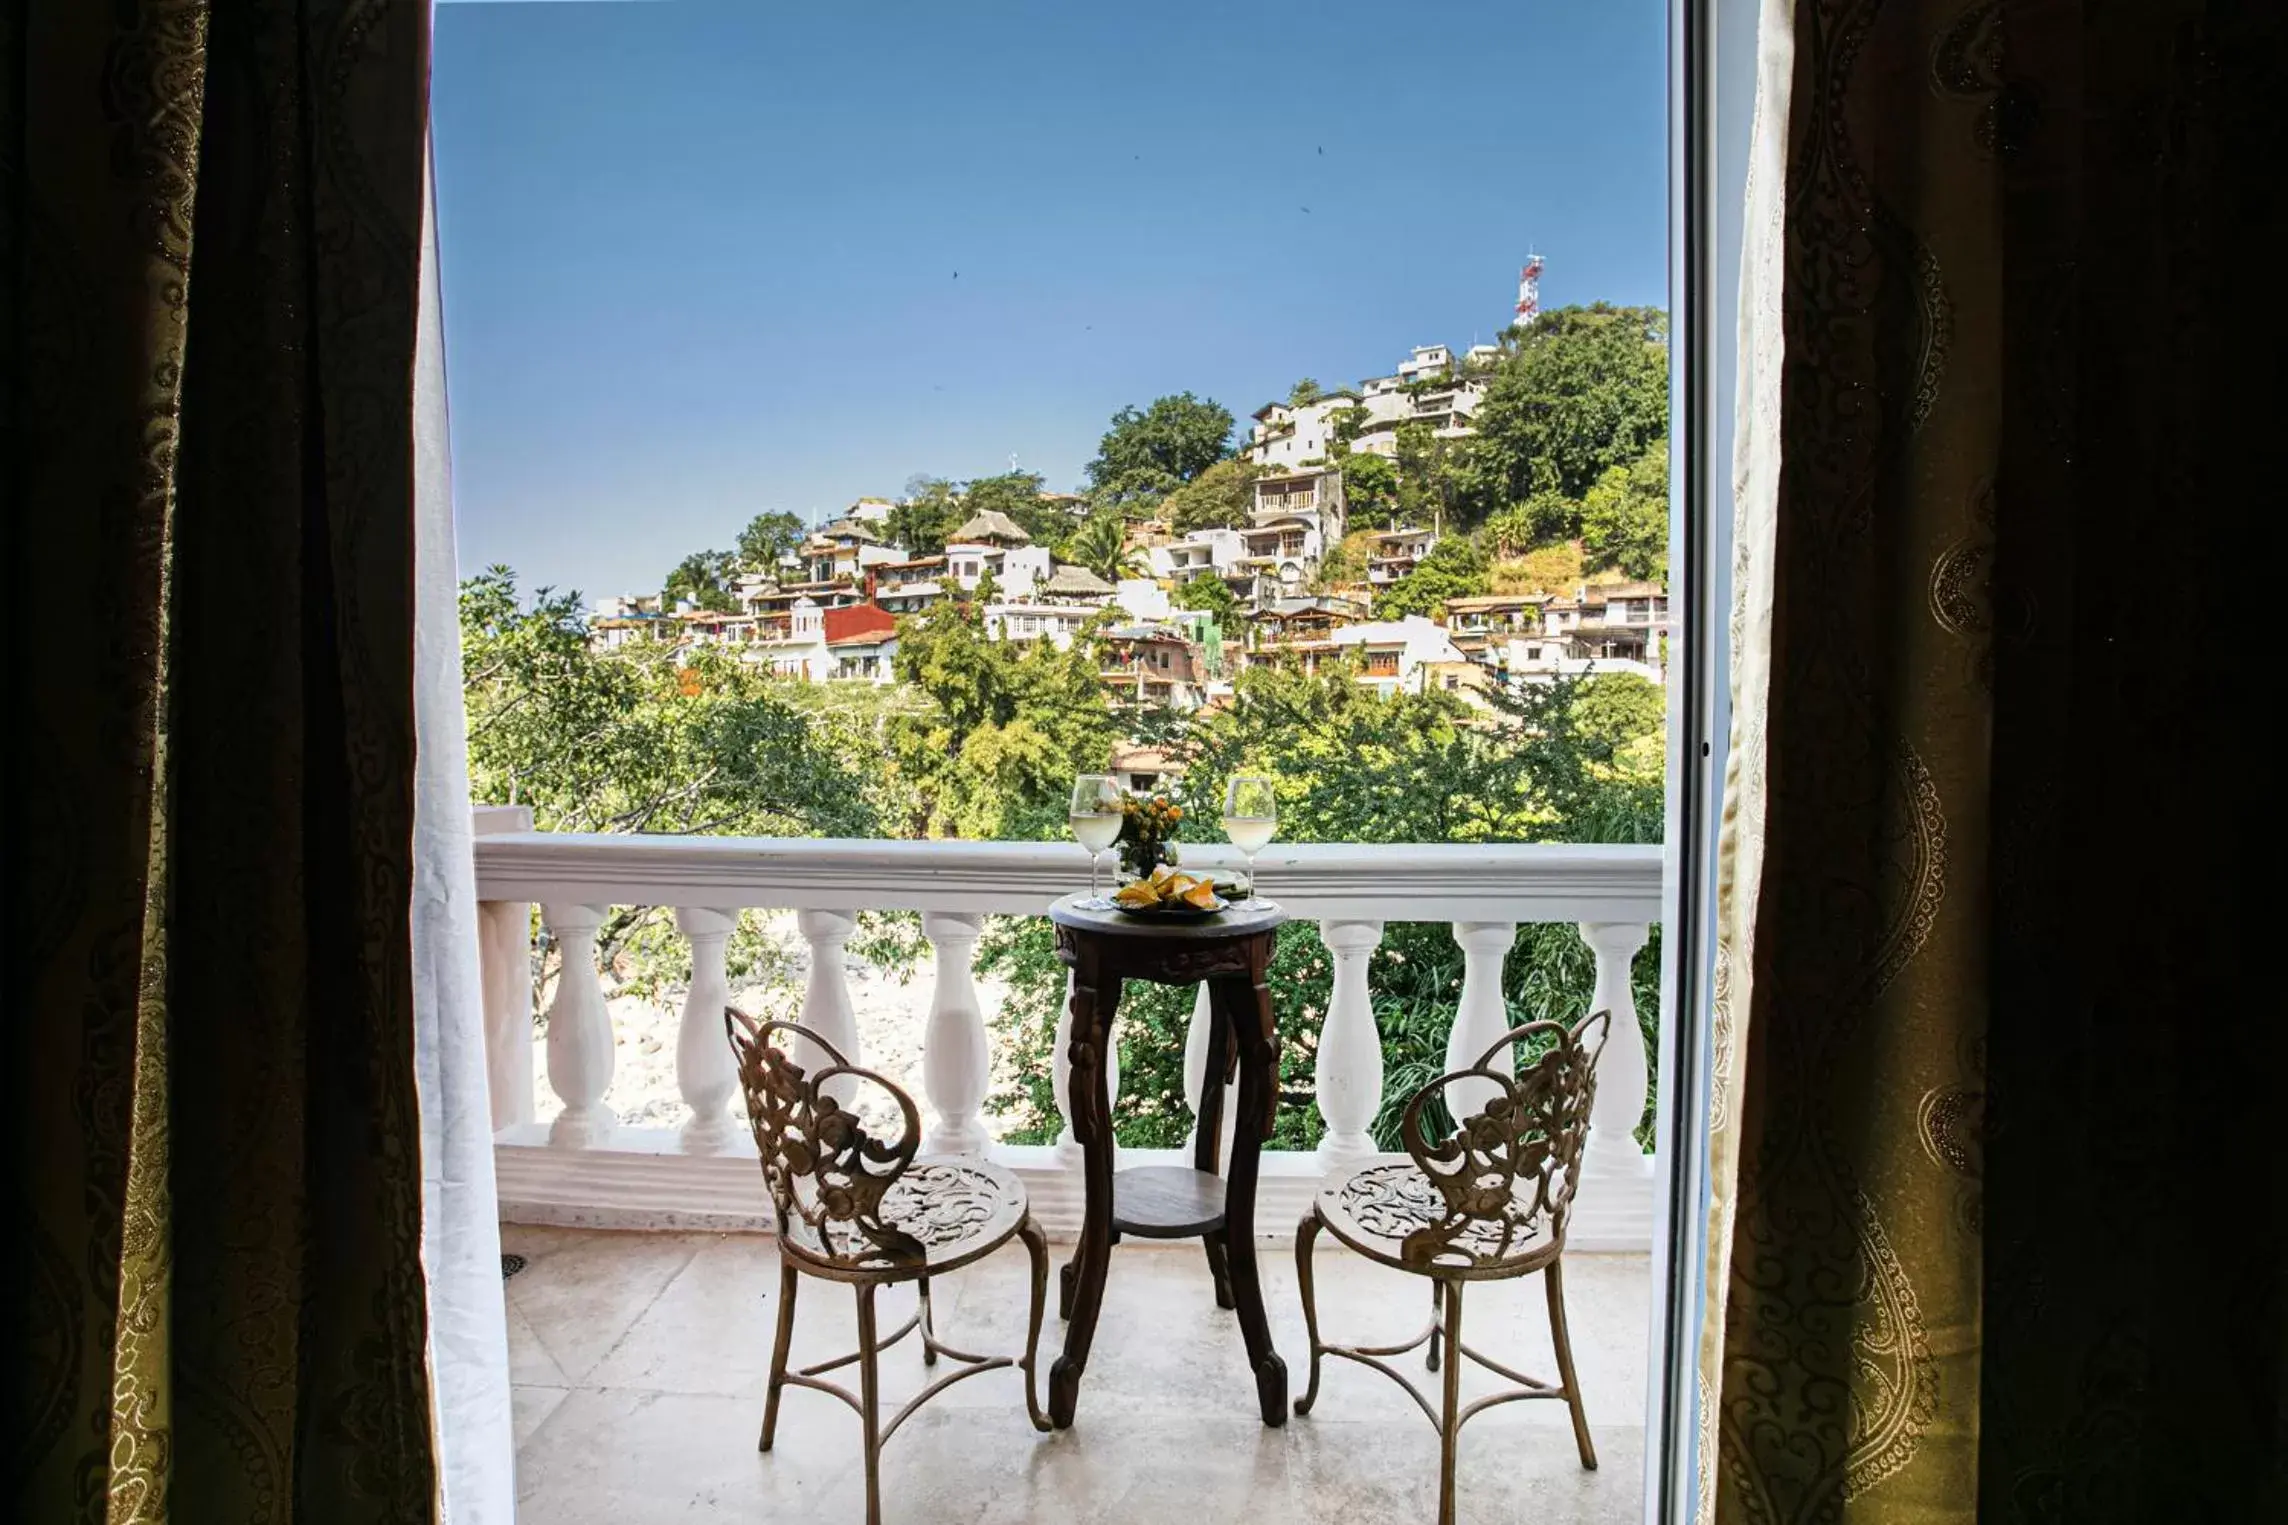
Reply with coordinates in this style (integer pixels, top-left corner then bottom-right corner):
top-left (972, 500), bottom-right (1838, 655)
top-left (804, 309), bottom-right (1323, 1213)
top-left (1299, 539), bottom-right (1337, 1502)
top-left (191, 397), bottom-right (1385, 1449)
top-left (1049, 957), bottom-right (1119, 1429)
top-left (1194, 994), bottom-right (1236, 1309)
top-left (1211, 965), bottom-right (1288, 1426)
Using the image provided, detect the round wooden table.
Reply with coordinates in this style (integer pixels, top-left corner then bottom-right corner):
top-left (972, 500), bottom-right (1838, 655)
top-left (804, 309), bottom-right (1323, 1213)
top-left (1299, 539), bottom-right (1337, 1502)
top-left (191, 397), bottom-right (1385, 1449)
top-left (1044, 892), bottom-right (1290, 1429)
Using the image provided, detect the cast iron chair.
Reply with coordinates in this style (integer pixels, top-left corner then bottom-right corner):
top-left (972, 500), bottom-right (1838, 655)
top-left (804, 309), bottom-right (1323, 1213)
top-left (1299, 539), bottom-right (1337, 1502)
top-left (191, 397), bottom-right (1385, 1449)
top-left (725, 1008), bottom-right (1051, 1525)
top-left (1294, 1008), bottom-right (1612, 1525)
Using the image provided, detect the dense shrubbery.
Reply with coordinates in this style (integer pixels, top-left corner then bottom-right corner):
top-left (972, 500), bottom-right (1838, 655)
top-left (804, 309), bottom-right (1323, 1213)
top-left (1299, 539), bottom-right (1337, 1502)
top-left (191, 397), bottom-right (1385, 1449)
top-left (976, 658), bottom-right (1665, 1150)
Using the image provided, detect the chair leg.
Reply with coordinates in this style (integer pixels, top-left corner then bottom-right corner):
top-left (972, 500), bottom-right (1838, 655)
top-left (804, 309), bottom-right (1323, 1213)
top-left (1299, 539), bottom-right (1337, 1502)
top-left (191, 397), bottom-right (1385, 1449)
top-left (918, 1273), bottom-right (939, 1367)
top-left (1203, 1228), bottom-right (1236, 1310)
top-left (1436, 1278), bottom-right (1464, 1525)
top-left (1293, 1211), bottom-right (1325, 1416)
top-left (1545, 1257), bottom-right (1598, 1470)
top-left (1427, 1279), bottom-right (1444, 1372)
top-left (1017, 1215), bottom-right (1053, 1432)
top-left (760, 1259), bottom-right (799, 1453)
top-left (856, 1283), bottom-right (885, 1525)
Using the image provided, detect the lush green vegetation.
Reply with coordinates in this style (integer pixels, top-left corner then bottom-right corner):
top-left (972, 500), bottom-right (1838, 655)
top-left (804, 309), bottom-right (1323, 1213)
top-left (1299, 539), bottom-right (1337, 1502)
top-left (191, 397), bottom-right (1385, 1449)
top-left (465, 301), bottom-right (1672, 1150)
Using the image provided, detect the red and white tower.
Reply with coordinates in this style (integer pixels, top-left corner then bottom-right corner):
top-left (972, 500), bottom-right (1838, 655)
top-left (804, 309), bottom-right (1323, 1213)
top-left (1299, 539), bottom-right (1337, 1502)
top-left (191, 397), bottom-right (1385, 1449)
top-left (1514, 253), bottom-right (1545, 328)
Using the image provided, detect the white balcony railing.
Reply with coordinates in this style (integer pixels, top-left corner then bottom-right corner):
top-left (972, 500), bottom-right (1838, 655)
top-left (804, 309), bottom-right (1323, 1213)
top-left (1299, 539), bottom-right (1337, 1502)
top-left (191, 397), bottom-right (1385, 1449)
top-left (472, 808), bottom-right (1665, 1248)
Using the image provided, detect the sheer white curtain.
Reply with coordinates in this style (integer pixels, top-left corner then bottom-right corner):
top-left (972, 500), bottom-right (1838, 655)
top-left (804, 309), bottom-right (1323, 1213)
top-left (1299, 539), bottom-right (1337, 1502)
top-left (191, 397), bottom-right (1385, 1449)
top-left (413, 156), bottom-right (518, 1522)
top-left (1693, 0), bottom-right (1792, 1518)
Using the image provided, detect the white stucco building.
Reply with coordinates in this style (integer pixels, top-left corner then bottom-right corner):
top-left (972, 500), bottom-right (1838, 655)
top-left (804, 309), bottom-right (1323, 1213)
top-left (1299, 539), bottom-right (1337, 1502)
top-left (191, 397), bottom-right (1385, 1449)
top-left (1247, 346), bottom-right (1488, 471)
top-left (944, 509), bottom-right (1052, 598)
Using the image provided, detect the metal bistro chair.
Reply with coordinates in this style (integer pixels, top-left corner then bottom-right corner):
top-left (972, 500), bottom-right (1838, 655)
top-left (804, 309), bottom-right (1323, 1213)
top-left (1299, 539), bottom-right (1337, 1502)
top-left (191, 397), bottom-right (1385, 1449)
top-left (725, 1008), bottom-right (1051, 1525)
top-left (1294, 1009), bottom-right (1612, 1525)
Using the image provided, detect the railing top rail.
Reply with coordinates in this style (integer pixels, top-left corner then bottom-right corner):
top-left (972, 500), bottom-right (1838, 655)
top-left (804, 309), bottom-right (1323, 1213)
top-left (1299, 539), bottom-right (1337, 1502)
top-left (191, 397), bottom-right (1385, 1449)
top-left (472, 828), bottom-right (1664, 924)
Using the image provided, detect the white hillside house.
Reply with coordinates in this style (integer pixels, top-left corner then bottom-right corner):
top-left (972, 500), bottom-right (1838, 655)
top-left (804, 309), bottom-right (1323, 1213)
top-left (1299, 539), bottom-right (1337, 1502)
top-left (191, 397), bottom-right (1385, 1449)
top-left (944, 509), bottom-right (1052, 598)
top-left (1248, 347), bottom-right (1488, 471)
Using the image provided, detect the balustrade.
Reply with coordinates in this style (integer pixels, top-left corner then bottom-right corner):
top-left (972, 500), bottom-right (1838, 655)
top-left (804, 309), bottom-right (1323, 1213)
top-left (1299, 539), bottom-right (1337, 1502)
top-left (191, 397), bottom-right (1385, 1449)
top-left (476, 829), bottom-right (1663, 1243)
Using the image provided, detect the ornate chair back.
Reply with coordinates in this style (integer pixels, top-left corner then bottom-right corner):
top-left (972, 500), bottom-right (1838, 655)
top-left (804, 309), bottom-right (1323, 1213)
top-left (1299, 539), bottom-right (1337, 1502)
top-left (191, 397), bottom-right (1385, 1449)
top-left (724, 1007), bottom-right (928, 1272)
top-left (1392, 1009), bottom-right (1612, 1268)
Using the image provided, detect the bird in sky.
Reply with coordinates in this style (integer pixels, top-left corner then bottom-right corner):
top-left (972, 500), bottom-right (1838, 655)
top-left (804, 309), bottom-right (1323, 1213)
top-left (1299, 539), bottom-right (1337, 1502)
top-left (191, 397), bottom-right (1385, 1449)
top-left (1317, 145), bottom-right (1324, 155)
top-left (1300, 206), bottom-right (1311, 214)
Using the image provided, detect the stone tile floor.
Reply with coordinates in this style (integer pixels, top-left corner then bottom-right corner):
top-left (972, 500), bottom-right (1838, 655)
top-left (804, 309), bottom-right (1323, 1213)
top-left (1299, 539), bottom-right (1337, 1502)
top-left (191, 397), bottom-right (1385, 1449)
top-left (505, 1224), bottom-right (1650, 1525)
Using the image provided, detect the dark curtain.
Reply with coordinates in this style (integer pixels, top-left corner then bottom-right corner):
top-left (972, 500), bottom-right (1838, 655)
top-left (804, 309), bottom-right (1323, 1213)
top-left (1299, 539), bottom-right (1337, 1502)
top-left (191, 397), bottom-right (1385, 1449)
top-left (1709, 1), bottom-right (2283, 1522)
top-left (6, 3), bottom-right (438, 1520)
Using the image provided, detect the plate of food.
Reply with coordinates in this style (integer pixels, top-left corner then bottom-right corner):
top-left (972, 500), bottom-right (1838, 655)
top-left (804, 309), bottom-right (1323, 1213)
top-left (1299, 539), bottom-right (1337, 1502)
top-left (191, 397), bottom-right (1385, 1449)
top-left (1110, 867), bottom-right (1229, 920)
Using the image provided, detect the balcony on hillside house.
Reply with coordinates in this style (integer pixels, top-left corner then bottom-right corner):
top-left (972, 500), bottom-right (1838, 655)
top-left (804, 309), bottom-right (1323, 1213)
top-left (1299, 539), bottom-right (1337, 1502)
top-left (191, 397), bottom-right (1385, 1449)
top-left (477, 813), bottom-right (1664, 1523)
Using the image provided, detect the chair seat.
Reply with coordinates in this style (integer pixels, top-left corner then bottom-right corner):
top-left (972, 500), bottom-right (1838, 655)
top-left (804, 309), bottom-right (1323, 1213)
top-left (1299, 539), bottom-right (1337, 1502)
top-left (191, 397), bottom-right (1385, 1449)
top-left (781, 1157), bottom-right (1029, 1277)
top-left (1315, 1161), bottom-right (1562, 1278)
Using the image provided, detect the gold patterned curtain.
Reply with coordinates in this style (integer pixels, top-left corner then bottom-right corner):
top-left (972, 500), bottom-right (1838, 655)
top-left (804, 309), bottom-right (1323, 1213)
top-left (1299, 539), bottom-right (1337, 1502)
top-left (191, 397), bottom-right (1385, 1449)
top-left (1703, 1), bottom-right (2283, 1522)
top-left (7, 3), bottom-right (439, 1521)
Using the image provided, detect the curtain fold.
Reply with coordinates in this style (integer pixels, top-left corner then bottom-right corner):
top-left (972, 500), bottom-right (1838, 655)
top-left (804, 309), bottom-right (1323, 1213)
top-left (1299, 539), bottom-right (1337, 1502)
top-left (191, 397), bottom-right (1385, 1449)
top-left (1703, 1), bottom-right (2283, 1521)
top-left (9, 2), bottom-right (443, 1520)
top-left (412, 155), bottom-right (517, 1523)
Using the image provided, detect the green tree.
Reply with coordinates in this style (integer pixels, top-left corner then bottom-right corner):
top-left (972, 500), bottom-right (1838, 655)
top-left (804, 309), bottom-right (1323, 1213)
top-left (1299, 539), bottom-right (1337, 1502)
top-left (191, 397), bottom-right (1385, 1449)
top-left (1373, 533), bottom-right (1490, 619)
top-left (734, 511), bottom-right (806, 571)
top-left (1172, 569), bottom-right (1243, 628)
top-left (1288, 378), bottom-right (1323, 406)
top-left (885, 476), bottom-right (962, 558)
top-left (1162, 457), bottom-right (1260, 534)
top-left (887, 599), bottom-right (1118, 839)
top-left (1338, 453), bottom-right (1400, 529)
top-left (1084, 393), bottom-right (1234, 506)
top-left (462, 567), bottom-right (878, 837)
top-left (1454, 303), bottom-right (1669, 520)
top-left (1580, 440), bottom-right (1670, 580)
top-left (1065, 510), bottom-right (1148, 584)
top-left (663, 549), bottom-right (739, 610)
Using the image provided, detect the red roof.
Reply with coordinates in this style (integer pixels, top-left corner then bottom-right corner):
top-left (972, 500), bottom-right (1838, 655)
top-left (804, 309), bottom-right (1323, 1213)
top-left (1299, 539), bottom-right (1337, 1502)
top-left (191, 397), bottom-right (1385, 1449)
top-left (823, 602), bottom-right (897, 646)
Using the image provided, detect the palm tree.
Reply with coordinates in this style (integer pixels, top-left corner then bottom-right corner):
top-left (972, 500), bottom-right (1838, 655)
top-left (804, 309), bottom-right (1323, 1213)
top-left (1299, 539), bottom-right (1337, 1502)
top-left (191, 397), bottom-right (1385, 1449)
top-left (1065, 511), bottom-right (1148, 584)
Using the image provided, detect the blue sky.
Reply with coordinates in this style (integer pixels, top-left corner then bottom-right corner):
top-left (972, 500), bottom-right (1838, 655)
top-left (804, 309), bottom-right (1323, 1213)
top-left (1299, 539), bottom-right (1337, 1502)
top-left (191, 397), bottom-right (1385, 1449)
top-left (433, 0), bottom-right (1668, 602)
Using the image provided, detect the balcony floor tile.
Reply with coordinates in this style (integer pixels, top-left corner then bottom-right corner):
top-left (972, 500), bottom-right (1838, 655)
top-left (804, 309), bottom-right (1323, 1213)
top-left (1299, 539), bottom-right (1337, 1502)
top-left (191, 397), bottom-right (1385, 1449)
top-left (508, 1227), bottom-right (1650, 1524)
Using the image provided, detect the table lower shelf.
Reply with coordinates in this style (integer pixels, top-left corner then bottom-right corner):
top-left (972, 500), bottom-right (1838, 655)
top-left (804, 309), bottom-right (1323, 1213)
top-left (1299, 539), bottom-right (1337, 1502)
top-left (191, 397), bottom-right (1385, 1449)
top-left (1110, 1164), bottom-right (1225, 1238)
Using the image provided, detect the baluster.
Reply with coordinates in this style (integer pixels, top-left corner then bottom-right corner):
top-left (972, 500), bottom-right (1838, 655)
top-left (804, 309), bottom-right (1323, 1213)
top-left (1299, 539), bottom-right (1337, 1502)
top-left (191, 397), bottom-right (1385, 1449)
top-left (541, 902), bottom-right (616, 1147)
top-left (477, 898), bottom-right (535, 1130)
top-left (673, 907), bottom-right (740, 1151)
top-left (1445, 922), bottom-right (1518, 1126)
top-left (1053, 967), bottom-right (1118, 1163)
top-left (1577, 921), bottom-right (1653, 1182)
top-left (1182, 983), bottom-right (1235, 1168)
top-left (795, 908), bottom-right (861, 1107)
top-left (473, 804), bottom-right (536, 1132)
top-left (920, 912), bottom-right (991, 1156)
top-left (1314, 919), bottom-right (1386, 1169)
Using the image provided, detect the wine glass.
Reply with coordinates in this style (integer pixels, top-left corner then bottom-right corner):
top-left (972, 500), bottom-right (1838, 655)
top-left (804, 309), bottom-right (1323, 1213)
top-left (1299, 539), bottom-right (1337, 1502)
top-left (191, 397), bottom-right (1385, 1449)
top-left (1069, 774), bottom-right (1124, 903)
top-left (1222, 776), bottom-right (1277, 898)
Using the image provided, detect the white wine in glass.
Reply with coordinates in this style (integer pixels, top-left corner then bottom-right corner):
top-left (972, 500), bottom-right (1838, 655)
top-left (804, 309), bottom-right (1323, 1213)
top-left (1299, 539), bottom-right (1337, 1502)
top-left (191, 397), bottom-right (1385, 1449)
top-left (1069, 774), bottom-right (1123, 901)
top-left (1222, 776), bottom-right (1277, 895)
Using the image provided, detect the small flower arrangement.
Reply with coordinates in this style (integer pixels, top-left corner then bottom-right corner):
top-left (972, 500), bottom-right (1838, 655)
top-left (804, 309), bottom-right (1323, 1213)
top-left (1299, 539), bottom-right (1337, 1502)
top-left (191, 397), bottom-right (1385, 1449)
top-left (1115, 790), bottom-right (1184, 880)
